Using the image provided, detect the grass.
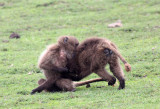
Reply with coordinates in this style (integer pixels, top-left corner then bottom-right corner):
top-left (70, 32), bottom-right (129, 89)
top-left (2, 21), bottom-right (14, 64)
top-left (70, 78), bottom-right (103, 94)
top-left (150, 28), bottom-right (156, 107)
top-left (0, 0), bottom-right (160, 108)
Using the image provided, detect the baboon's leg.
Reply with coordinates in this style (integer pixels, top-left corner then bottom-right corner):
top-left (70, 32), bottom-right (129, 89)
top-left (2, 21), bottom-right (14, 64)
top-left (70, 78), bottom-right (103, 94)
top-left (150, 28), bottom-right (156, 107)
top-left (77, 70), bottom-right (93, 81)
top-left (95, 69), bottom-right (116, 86)
top-left (37, 78), bottom-right (53, 92)
top-left (38, 78), bottom-right (46, 85)
top-left (55, 78), bottom-right (75, 92)
top-left (38, 79), bottom-right (61, 92)
top-left (109, 57), bottom-right (125, 90)
top-left (31, 78), bottom-right (58, 94)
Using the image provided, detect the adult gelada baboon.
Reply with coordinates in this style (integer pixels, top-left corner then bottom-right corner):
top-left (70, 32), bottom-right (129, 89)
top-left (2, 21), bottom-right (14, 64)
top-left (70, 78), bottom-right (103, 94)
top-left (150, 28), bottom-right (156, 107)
top-left (31, 36), bottom-right (80, 94)
top-left (73, 37), bottom-right (131, 90)
top-left (38, 37), bottom-right (131, 92)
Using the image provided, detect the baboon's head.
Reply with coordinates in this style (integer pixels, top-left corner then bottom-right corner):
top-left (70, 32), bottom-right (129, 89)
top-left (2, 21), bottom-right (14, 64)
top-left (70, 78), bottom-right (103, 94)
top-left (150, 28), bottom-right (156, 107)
top-left (58, 36), bottom-right (79, 59)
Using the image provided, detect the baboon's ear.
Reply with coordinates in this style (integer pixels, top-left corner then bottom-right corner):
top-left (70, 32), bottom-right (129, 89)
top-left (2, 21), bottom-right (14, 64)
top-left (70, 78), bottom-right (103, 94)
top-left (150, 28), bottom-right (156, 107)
top-left (63, 37), bottom-right (68, 43)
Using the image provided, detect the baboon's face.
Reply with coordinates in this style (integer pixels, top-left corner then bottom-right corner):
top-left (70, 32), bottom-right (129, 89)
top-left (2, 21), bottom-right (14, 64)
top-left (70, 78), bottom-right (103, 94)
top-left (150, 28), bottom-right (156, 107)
top-left (67, 37), bottom-right (79, 51)
top-left (59, 36), bottom-right (79, 59)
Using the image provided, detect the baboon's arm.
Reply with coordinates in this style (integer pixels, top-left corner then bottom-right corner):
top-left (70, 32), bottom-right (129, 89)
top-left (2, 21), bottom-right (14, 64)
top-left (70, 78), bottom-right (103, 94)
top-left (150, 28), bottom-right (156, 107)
top-left (40, 63), bottom-right (68, 73)
top-left (95, 69), bottom-right (116, 86)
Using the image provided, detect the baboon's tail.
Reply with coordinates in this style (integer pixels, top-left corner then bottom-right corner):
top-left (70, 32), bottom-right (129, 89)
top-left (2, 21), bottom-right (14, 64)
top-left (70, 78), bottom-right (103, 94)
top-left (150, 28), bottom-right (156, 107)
top-left (73, 78), bottom-right (104, 87)
top-left (109, 46), bottom-right (131, 72)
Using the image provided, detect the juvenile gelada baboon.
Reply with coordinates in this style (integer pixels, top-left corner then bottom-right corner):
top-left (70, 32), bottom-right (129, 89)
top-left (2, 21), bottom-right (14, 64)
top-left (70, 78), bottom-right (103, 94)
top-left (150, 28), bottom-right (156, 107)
top-left (38, 37), bottom-right (131, 92)
top-left (31, 36), bottom-right (80, 94)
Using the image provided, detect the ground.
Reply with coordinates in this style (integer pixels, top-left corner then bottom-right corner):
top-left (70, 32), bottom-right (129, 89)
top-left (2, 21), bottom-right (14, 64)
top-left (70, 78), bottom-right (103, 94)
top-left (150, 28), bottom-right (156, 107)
top-left (0, 0), bottom-right (160, 109)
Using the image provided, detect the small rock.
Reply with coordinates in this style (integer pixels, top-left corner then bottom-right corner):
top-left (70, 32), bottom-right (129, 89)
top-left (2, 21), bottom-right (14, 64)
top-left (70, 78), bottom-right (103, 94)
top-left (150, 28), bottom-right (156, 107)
top-left (2, 40), bottom-right (9, 43)
top-left (9, 64), bottom-right (14, 67)
top-left (28, 72), bottom-right (32, 75)
top-left (108, 20), bottom-right (123, 28)
top-left (9, 33), bottom-right (20, 39)
top-left (152, 47), bottom-right (156, 50)
top-left (153, 26), bottom-right (160, 29)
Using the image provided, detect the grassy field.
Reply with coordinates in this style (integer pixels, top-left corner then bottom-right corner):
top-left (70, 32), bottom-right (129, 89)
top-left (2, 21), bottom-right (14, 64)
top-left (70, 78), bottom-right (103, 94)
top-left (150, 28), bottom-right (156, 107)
top-left (0, 0), bottom-right (160, 108)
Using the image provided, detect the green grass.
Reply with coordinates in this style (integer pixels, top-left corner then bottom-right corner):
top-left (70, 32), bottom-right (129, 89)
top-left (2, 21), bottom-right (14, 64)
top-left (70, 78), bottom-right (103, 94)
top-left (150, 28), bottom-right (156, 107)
top-left (0, 0), bottom-right (160, 108)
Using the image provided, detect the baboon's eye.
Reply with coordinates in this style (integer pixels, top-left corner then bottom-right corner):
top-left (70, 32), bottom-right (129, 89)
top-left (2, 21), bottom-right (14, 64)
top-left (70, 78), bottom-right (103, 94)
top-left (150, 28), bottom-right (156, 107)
top-left (63, 37), bottom-right (68, 43)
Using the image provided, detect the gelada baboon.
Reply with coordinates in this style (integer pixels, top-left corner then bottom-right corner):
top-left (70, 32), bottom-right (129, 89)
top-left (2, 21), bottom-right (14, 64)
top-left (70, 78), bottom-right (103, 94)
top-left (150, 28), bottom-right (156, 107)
top-left (37, 37), bottom-right (131, 92)
top-left (31, 36), bottom-right (80, 94)
top-left (75, 37), bottom-right (131, 90)
top-left (55, 37), bottom-right (131, 91)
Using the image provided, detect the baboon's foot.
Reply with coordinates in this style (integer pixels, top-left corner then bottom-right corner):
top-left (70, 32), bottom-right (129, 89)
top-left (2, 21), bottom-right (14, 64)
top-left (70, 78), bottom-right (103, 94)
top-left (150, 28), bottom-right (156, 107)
top-left (118, 79), bottom-right (125, 90)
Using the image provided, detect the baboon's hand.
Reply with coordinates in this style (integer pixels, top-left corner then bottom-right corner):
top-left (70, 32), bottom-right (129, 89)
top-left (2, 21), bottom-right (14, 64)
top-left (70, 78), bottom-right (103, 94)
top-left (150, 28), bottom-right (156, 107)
top-left (30, 88), bottom-right (42, 95)
top-left (124, 63), bottom-right (131, 72)
top-left (108, 77), bottom-right (116, 86)
top-left (30, 90), bottom-right (36, 95)
top-left (30, 89), bottom-right (38, 95)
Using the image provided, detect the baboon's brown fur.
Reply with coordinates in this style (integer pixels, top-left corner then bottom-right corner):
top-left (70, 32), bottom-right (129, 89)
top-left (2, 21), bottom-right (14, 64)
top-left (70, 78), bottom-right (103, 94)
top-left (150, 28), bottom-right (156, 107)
top-left (37, 37), bottom-right (131, 92)
top-left (31, 36), bottom-right (79, 94)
